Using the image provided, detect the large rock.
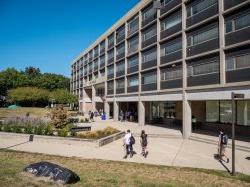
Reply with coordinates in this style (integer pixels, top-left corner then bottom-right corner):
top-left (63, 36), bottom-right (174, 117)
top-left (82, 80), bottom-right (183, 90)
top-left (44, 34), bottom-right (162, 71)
top-left (24, 161), bottom-right (80, 184)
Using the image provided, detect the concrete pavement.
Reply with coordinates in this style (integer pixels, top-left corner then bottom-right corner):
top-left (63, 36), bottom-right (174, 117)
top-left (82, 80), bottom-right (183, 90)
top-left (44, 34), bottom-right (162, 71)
top-left (0, 126), bottom-right (250, 175)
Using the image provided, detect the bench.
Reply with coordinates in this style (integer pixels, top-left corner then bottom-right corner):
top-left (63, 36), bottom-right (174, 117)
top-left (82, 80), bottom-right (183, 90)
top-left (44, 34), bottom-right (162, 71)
top-left (70, 126), bottom-right (91, 135)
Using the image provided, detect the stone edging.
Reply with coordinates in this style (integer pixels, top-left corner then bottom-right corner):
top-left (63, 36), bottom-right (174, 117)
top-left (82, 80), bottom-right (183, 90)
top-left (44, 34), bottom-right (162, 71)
top-left (97, 131), bottom-right (125, 147)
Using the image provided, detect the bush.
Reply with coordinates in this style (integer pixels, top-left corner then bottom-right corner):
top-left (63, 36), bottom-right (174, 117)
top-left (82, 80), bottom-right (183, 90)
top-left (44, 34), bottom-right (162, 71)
top-left (12, 125), bottom-right (23, 133)
top-left (44, 124), bottom-right (53, 135)
top-left (58, 128), bottom-right (68, 137)
top-left (24, 124), bottom-right (34, 134)
top-left (34, 125), bottom-right (44, 135)
top-left (76, 127), bottom-right (119, 139)
top-left (50, 105), bottom-right (68, 129)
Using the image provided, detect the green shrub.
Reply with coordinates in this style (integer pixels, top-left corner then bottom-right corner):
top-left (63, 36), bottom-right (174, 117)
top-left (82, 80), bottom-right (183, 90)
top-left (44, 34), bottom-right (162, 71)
top-left (12, 126), bottom-right (23, 133)
top-left (24, 124), bottom-right (34, 134)
top-left (58, 128), bottom-right (68, 137)
top-left (76, 127), bottom-right (119, 139)
top-left (34, 125), bottom-right (44, 135)
top-left (85, 118), bottom-right (89, 123)
top-left (44, 124), bottom-right (53, 136)
top-left (3, 125), bottom-right (12, 132)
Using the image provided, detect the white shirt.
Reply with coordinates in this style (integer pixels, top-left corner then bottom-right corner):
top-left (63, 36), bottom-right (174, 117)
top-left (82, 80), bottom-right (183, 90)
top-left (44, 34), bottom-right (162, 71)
top-left (124, 133), bottom-right (131, 145)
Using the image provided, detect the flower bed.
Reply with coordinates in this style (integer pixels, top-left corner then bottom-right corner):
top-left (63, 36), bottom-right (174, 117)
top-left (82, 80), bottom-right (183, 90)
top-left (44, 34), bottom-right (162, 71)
top-left (75, 127), bottom-right (120, 139)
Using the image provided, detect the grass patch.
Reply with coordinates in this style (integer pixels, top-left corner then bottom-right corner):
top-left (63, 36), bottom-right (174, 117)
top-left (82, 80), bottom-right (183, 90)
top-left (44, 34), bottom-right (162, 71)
top-left (0, 107), bottom-right (48, 118)
top-left (0, 150), bottom-right (249, 187)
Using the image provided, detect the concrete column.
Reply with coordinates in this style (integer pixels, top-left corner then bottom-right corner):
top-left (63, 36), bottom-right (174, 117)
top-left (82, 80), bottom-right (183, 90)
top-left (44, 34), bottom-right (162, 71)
top-left (182, 92), bottom-right (192, 139)
top-left (138, 101), bottom-right (145, 126)
top-left (104, 102), bottom-right (110, 120)
top-left (91, 85), bottom-right (96, 111)
top-left (138, 11), bottom-right (142, 93)
top-left (113, 101), bottom-right (119, 121)
top-left (156, 3), bottom-right (161, 91)
top-left (219, 0), bottom-right (226, 85)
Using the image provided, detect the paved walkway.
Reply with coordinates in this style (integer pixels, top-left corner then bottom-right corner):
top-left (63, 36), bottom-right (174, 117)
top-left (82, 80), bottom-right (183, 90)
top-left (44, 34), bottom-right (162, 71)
top-left (0, 120), bottom-right (250, 175)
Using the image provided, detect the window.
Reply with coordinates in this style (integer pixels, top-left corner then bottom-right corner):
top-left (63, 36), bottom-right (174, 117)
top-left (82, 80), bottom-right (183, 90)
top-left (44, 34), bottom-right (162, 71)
top-left (128, 36), bottom-right (139, 51)
top-left (226, 54), bottom-right (250, 71)
top-left (108, 50), bottom-right (114, 60)
top-left (206, 101), bottom-right (219, 122)
top-left (187, 0), bottom-right (217, 17)
top-left (187, 26), bottom-right (218, 46)
top-left (100, 41), bottom-right (105, 51)
top-left (142, 6), bottom-right (156, 20)
top-left (128, 16), bottom-right (139, 33)
top-left (142, 48), bottom-right (157, 63)
top-left (107, 66), bottom-right (114, 75)
top-left (163, 0), bottom-right (174, 6)
top-left (108, 34), bottom-right (114, 46)
top-left (161, 40), bottom-right (182, 56)
top-left (116, 44), bottom-right (125, 56)
top-left (128, 55), bottom-right (139, 68)
top-left (142, 26), bottom-right (157, 41)
top-left (94, 47), bottom-right (99, 56)
top-left (107, 81), bottom-right (114, 90)
top-left (100, 70), bottom-right (105, 77)
top-left (188, 60), bottom-right (219, 76)
top-left (128, 76), bottom-right (139, 87)
top-left (117, 26), bottom-right (125, 39)
top-left (116, 79), bottom-right (125, 89)
top-left (100, 56), bottom-right (105, 66)
top-left (225, 13), bottom-right (250, 33)
top-left (94, 60), bottom-right (98, 68)
top-left (161, 68), bottom-right (182, 81)
top-left (142, 73), bottom-right (157, 84)
top-left (116, 62), bottom-right (125, 72)
top-left (161, 12), bottom-right (181, 31)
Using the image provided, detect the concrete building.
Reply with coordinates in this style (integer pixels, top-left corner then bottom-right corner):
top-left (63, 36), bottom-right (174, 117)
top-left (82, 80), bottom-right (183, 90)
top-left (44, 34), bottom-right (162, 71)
top-left (70, 0), bottom-right (250, 138)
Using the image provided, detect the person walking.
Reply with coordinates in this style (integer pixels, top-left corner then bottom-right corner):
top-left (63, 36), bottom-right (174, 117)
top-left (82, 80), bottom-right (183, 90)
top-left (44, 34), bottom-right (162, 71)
top-left (123, 129), bottom-right (131, 159)
top-left (218, 128), bottom-right (229, 163)
top-left (140, 130), bottom-right (148, 158)
top-left (119, 110), bottom-right (124, 122)
top-left (90, 111), bottom-right (94, 122)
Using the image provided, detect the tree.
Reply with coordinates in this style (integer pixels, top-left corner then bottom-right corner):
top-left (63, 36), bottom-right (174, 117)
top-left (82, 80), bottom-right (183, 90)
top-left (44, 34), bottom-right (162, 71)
top-left (24, 66), bottom-right (41, 79)
top-left (49, 89), bottom-right (77, 104)
top-left (8, 87), bottom-right (50, 107)
top-left (50, 105), bottom-right (68, 129)
top-left (0, 68), bottom-right (30, 96)
top-left (33, 73), bottom-right (70, 90)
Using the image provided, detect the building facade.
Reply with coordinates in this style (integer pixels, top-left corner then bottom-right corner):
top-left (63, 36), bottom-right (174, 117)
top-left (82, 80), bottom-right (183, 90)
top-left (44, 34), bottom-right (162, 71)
top-left (71, 0), bottom-right (250, 138)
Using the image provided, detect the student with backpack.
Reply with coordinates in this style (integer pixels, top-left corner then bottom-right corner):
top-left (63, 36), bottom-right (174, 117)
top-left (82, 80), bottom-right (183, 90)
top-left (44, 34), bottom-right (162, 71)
top-left (123, 129), bottom-right (135, 158)
top-left (218, 128), bottom-right (229, 163)
top-left (140, 130), bottom-right (148, 158)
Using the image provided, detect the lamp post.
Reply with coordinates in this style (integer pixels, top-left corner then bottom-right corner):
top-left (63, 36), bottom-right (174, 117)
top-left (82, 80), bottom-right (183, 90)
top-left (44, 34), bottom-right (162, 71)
top-left (231, 92), bottom-right (244, 176)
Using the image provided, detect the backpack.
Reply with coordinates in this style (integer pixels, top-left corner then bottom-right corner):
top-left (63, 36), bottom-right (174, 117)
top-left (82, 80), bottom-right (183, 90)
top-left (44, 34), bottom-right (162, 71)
top-left (221, 134), bottom-right (228, 145)
top-left (130, 136), bottom-right (135, 145)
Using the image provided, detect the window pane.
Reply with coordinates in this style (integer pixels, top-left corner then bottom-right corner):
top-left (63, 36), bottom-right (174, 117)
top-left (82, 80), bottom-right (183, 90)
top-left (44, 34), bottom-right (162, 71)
top-left (206, 101), bottom-right (219, 122)
top-left (116, 62), bottom-right (125, 72)
top-left (190, 0), bottom-right (217, 17)
top-left (192, 26), bottom-right (218, 46)
top-left (143, 49), bottom-right (157, 63)
top-left (143, 7), bottom-right (155, 20)
top-left (188, 60), bottom-right (219, 76)
top-left (226, 57), bottom-right (235, 70)
top-left (235, 54), bottom-right (250, 69)
top-left (161, 13), bottom-right (181, 31)
top-left (143, 27), bottom-right (157, 41)
top-left (128, 77), bottom-right (139, 87)
top-left (220, 101), bottom-right (232, 124)
top-left (225, 20), bottom-right (233, 33)
top-left (235, 13), bottom-right (250, 31)
top-left (162, 40), bottom-right (182, 56)
top-left (128, 56), bottom-right (138, 68)
top-left (142, 73), bottom-right (157, 84)
top-left (116, 79), bottom-right (125, 88)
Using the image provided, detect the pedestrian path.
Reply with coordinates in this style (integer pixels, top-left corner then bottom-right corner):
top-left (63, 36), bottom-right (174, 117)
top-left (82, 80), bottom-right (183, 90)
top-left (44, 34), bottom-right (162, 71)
top-left (0, 130), bottom-right (250, 175)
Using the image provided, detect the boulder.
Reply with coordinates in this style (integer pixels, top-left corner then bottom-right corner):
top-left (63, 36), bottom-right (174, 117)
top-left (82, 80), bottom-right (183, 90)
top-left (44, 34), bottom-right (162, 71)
top-left (24, 161), bottom-right (80, 184)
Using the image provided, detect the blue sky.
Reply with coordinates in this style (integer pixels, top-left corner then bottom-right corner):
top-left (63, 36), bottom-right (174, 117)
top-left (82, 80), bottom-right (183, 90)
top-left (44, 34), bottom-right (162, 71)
top-left (0, 0), bottom-right (139, 77)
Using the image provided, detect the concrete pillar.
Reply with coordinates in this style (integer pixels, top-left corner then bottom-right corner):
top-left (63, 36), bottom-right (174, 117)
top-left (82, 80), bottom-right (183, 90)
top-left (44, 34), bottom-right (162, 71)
top-left (92, 85), bottom-right (96, 111)
top-left (138, 101), bottom-right (145, 126)
top-left (218, 0), bottom-right (226, 85)
top-left (182, 92), bottom-right (192, 139)
top-left (104, 102), bottom-right (110, 120)
top-left (114, 101), bottom-right (119, 121)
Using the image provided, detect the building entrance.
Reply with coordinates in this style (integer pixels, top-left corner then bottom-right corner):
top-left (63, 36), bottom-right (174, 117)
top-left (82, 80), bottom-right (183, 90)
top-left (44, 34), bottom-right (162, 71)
top-left (119, 102), bottom-right (138, 122)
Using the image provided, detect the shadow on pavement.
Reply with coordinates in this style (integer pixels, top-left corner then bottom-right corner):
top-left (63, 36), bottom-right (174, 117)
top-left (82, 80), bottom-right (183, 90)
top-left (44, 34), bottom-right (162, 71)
top-left (214, 154), bottom-right (231, 173)
top-left (246, 157), bottom-right (250, 160)
top-left (0, 141), bottom-right (30, 151)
